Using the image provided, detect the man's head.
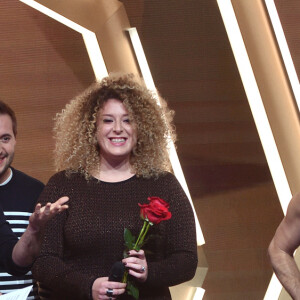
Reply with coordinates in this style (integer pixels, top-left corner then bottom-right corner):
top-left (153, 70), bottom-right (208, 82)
top-left (0, 101), bottom-right (17, 183)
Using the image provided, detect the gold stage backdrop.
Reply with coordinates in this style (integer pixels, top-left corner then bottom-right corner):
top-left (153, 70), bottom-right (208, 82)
top-left (0, 1), bottom-right (95, 182)
top-left (2, 0), bottom-right (299, 299)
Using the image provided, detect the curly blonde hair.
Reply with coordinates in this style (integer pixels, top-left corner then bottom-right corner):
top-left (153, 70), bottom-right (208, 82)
top-left (54, 73), bottom-right (176, 179)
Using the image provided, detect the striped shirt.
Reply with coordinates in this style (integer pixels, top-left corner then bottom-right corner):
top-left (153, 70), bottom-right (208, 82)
top-left (1, 211), bottom-right (37, 299)
top-left (0, 168), bottom-right (44, 299)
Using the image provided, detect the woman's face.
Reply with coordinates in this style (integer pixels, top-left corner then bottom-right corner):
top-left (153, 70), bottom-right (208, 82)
top-left (96, 98), bottom-right (137, 163)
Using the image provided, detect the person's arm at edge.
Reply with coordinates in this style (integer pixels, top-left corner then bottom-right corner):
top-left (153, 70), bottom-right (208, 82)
top-left (12, 196), bottom-right (69, 267)
top-left (268, 192), bottom-right (300, 299)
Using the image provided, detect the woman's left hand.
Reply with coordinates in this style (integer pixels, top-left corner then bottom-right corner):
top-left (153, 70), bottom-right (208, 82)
top-left (122, 249), bottom-right (148, 282)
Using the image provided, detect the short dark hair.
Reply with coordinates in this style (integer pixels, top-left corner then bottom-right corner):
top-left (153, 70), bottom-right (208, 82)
top-left (0, 101), bottom-right (17, 137)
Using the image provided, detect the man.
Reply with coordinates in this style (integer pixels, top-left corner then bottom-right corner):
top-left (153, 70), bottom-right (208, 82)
top-left (0, 100), bottom-right (44, 299)
top-left (268, 193), bottom-right (300, 299)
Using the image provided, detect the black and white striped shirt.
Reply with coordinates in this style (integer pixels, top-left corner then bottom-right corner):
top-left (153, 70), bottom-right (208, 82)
top-left (0, 168), bottom-right (44, 299)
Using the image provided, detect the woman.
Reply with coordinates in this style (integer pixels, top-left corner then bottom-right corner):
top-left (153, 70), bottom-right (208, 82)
top-left (32, 74), bottom-right (198, 300)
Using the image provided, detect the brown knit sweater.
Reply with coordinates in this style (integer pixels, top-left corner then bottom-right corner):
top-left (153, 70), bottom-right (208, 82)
top-left (32, 171), bottom-right (198, 300)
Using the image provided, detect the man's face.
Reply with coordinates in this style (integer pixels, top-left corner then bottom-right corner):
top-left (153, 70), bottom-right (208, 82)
top-left (0, 114), bottom-right (16, 183)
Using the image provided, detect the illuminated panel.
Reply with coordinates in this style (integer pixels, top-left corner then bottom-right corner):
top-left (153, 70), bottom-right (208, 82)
top-left (217, 1), bottom-right (293, 299)
top-left (264, 273), bottom-right (283, 300)
top-left (19, 0), bottom-right (108, 80)
top-left (264, 0), bottom-right (300, 111)
top-left (193, 288), bottom-right (205, 299)
top-left (127, 28), bottom-right (156, 91)
top-left (216, 0), bottom-right (291, 211)
top-left (127, 27), bottom-right (205, 247)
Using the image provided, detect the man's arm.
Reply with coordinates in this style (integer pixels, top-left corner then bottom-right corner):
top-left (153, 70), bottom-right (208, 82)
top-left (12, 196), bottom-right (68, 267)
top-left (269, 193), bottom-right (300, 299)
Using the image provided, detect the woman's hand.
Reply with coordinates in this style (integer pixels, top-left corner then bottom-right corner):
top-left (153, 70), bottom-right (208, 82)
top-left (28, 196), bottom-right (69, 233)
top-left (122, 249), bottom-right (148, 282)
top-left (92, 277), bottom-right (126, 300)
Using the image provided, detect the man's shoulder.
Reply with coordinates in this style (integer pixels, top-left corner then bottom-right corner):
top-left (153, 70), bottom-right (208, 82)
top-left (0, 168), bottom-right (44, 212)
top-left (11, 167), bottom-right (45, 189)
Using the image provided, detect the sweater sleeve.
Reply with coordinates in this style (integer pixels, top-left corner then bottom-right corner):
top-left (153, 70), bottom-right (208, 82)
top-left (32, 173), bottom-right (97, 299)
top-left (0, 207), bottom-right (31, 276)
top-left (145, 173), bottom-right (198, 287)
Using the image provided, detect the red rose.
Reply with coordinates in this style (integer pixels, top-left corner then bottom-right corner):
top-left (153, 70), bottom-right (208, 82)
top-left (138, 196), bottom-right (172, 224)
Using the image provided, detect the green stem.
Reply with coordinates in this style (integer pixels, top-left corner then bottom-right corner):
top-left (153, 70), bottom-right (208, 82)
top-left (122, 269), bottom-right (128, 283)
top-left (138, 222), bottom-right (151, 247)
top-left (122, 220), bottom-right (147, 283)
top-left (122, 220), bottom-right (152, 284)
top-left (133, 220), bottom-right (147, 250)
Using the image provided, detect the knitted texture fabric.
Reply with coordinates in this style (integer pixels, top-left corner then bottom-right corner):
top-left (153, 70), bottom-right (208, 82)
top-left (32, 171), bottom-right (198, 300)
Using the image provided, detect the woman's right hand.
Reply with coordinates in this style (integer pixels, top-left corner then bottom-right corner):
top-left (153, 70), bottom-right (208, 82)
top-left (92, 277), bottom-right (126, 300)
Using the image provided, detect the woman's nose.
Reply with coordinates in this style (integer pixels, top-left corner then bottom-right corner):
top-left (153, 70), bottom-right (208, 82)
top-left (113, 121), bottom-right (123, 133)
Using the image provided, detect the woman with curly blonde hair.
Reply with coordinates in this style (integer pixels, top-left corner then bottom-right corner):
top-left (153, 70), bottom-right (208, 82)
top-left (54, 73), bottom-right (174, 180)
top-left (33, 73), bottom-right (198, 300)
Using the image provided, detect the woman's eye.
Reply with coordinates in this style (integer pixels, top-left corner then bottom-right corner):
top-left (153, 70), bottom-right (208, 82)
top-left (123, 119), bottom-right (130, 123)
top-left (103, 119), bottom-right (113, 123)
